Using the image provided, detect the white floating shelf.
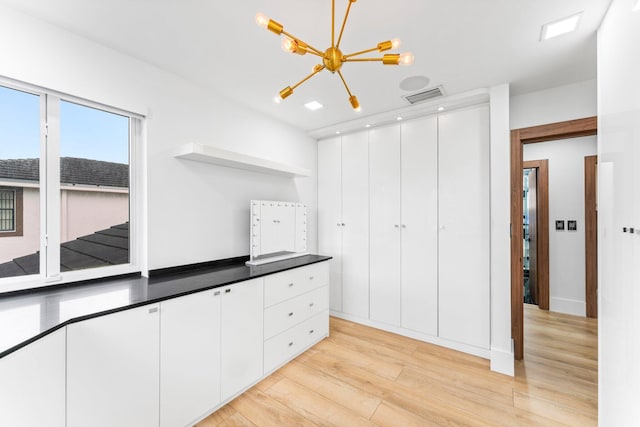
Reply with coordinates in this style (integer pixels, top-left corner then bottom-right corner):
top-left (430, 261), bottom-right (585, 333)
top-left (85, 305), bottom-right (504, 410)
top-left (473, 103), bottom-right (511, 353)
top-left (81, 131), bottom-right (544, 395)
top-left (175, 143), bottom-right (311, 178)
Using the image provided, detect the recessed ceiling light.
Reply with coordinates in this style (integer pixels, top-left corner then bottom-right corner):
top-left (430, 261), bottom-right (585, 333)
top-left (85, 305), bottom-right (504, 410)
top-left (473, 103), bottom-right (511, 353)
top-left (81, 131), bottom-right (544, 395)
top-left (304, 101), bottom-right (324, 111)
top-left (437, 106), bottom-right (445, 112)
top-left (397, 116), bottom-right (403, 121)
top-left (335, 131), bottom-right (341, 135)
top-left (365, 124), bottom-right (371, 128)
top-left (540, 12), bottom-right (583, 41)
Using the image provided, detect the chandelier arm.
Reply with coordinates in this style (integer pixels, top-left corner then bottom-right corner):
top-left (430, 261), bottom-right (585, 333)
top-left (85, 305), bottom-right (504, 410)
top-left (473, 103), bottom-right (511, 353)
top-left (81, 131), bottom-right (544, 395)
top-left (336, 1), bottom-right (354, 49)
top-left (332, 0), bottom-right (335, 48)
top-left (343, 57), bottom-right (385, 62)
top-left (343, 46), bottom-right (380, 59)
top-left (337, 70), bottom-right (354, 98)
top-left (281, 31), bottom-right (324, 56)
top-left (291, 66), bottom-right (326, 91)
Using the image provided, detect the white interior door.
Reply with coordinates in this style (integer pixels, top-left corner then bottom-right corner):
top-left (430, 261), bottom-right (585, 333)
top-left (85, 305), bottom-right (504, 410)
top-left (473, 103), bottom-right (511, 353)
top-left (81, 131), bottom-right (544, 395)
top-left (369, 125), bottom-right (402, 326)
top-left (318, 137), bottom-right (343, 312)
top-left (341, 131), bottom-right (370, 319)
top-left (438, 105), bottom-right (491, 349)
top-left (401, 116), bottom-right (439, 336)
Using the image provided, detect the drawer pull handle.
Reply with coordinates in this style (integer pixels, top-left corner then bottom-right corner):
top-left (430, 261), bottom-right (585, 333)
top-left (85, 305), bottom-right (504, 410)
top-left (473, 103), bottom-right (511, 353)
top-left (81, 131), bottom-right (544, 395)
top-left (288, 312), bottom-right (294, 317)
top-left (214, 291), bottom-right (221, 296)
top-left (309, 276), bottom-right (314, 280)
top-left (309, 329), bottom-right (314, 334)
top-left (149, 307), bottom-right (158, 314)
top-left (225, 289), bottom-right (231, 293)
top-left (309, 302), bottom-right (314, 307)
top-left (288, 341), bottom-right (294, 347)
top-left (288, 283), bottom-right (294, 287)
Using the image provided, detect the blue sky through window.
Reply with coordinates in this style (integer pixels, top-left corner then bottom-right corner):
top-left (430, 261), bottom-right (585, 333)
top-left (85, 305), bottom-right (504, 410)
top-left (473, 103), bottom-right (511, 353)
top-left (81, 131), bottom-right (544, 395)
top-left (0, 85), bottom-right (129, 165)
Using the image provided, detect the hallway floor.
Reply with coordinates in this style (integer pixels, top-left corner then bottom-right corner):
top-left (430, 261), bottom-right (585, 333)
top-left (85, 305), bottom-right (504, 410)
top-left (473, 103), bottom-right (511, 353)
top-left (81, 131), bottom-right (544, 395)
top-left (197, 305), bottom-right (598, 426)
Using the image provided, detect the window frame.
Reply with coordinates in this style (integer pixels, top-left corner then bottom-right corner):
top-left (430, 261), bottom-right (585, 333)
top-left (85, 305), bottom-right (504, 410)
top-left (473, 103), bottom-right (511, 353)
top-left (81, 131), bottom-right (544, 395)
top-left (0, 187), bottom-right (22, 236)
top-left (0, 76), bottom-right (145, 293)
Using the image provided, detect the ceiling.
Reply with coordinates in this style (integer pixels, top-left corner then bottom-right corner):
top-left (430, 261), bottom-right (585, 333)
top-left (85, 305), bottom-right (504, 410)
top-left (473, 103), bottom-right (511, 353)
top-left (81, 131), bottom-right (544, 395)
top-left (0, 0), bottom-right (611, 132)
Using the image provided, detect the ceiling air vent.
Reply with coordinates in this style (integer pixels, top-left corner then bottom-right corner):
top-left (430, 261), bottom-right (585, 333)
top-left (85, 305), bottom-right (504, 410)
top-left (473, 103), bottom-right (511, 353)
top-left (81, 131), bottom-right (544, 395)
top-left (404, 86), bottom-right (445, 105)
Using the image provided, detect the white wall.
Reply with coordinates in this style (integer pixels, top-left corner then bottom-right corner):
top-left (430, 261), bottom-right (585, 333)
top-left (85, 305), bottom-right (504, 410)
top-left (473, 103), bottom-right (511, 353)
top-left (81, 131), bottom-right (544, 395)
top-left (523, 137), bottom-right (597, 316)
top-left (510, 79), bottom-right (597, 130)
top-left (489, 84), bottom-right (514, 376)
top-left (0, 5), bottom-right (318, 272)
top-left (597, 0), bottom-right (640, 424)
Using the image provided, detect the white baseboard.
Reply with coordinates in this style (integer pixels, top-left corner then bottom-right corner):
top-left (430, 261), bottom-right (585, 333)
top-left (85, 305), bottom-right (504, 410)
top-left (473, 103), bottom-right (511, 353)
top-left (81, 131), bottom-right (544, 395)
top-left (550, 297), bottom-right (586, 317)
top-left (329, 310), bottom-right (491, 359)
top-left (490, 348), bottom-right (514, 376)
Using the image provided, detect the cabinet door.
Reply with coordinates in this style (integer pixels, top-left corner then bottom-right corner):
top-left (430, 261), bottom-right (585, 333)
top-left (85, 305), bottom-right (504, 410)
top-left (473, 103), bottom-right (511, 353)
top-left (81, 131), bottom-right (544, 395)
top-left (160, 290), bottom-right (221, 427)
top-left (341, 131), bottom-right (370, 319)
top-left (0, 329), bottom-right (66, 427)
top-left (67, 304), bottom-right (160, 427)
top-left (220, 278), bottom-right (264, 401)
top-left (318, 137), bottom-right (343, 312)
top-left (369, 125), bottom-right (402, 326)
top-left (401, 117), bottom-right (439, 336)
top-left (438, 105), bottom-right (491, 349)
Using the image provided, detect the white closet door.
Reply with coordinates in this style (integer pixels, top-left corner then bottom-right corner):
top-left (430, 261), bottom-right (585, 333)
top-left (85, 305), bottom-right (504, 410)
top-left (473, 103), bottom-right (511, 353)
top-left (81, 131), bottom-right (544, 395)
top-left (318, 137), bottom-right (343, 312)
top-left (342, 131), bottom-right (370, 319)
top-left (369, 125), bottom-right (402, 326)
top-left (401, 116), bottom-right (438, 336)
top-left (438, 105), bottom-right (491, 349)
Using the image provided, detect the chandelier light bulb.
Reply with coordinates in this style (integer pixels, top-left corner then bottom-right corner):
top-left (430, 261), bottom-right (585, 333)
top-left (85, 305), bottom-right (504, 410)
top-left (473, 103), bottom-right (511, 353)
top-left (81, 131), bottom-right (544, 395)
top-left (391, 38), bottom-right (401, 49)
top-left (399, 52), bottom-right (415, 66)
top-left (273, 95), bottom-right (282, 104)
top-left (255, 13), bottom-right (269, 29)
top-left (281, 37), bottom-right (296, 53)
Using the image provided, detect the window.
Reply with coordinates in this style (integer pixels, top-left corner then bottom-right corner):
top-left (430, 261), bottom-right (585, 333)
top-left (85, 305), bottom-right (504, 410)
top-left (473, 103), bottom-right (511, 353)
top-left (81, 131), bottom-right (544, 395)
top-left (0, 187), bottom-right (22, 236)
top-left (0, 79), bottom-right (142, 292)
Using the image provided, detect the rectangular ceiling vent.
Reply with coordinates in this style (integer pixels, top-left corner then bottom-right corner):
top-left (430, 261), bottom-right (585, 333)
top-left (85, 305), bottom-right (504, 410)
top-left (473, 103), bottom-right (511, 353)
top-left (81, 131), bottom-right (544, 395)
top-left (404, 86), bottom-right (445, 105)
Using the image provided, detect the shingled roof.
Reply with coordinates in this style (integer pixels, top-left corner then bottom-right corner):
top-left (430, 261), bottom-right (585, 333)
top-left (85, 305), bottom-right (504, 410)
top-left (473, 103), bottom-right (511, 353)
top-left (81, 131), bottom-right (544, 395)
top-left (0, 223), bottom-right (129, 279)
top-left (0, 157), bottom-right (128, 188)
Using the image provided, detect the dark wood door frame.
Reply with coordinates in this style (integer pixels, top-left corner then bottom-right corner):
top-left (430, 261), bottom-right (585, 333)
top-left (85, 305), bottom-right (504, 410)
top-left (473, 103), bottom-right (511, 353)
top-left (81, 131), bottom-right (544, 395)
top-left (523, 160), bottom-right (549, 310)
top-left (511, 116), bottom-right (597, 360)
top-left (585, 155), bottom-right (598, 318)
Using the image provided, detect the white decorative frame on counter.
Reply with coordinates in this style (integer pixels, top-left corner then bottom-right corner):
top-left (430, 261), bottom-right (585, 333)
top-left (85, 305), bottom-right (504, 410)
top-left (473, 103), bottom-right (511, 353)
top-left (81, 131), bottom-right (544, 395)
top-left (247, 200), bottom-right (308, 265)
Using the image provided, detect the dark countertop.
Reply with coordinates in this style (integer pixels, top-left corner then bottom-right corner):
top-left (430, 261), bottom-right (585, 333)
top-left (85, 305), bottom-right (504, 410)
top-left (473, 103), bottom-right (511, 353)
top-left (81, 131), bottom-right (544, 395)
top-left (0, 254), bottom-right (331, 359)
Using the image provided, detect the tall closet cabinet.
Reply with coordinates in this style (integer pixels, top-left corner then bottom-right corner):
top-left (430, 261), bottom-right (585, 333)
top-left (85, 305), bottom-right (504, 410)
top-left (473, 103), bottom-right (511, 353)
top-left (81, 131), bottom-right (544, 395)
top-left (318, 132), bottom-right (370, 319)
top-left (318, 104), bottom-right (490, 353)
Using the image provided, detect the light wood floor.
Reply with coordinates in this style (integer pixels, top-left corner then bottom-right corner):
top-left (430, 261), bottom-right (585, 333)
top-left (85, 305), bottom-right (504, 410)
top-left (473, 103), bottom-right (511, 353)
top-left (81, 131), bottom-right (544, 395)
top-left (197, 304), bottom-right (597, 426)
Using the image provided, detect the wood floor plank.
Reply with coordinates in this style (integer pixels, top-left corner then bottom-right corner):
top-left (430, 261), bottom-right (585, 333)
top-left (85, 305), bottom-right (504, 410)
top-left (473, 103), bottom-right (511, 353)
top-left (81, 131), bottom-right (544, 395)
top-left (277, 359), bottom-right (382, 419)
top-left (265, 377), bottom-right (378, 427)
top-left (197, 306), bottom-right (597, 426)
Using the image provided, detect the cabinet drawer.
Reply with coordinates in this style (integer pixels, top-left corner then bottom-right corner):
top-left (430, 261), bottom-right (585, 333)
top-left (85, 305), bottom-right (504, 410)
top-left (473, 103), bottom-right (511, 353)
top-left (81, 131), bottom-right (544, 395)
top-left (263, 311), bottom-right (329, 374)
top-left (264, 262), bottom-right (329, 307)
top-left (264, 286), bottom-right (329, 339)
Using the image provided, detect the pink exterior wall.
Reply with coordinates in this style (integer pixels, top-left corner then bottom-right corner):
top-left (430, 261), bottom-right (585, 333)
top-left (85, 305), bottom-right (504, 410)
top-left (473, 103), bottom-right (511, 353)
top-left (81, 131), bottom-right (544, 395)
top-left (61, 190), bottom-right (129, 243)
top-left (0, 187), bottom-right (128, 263)
top-left (0, 187), bottom-right (40, 263)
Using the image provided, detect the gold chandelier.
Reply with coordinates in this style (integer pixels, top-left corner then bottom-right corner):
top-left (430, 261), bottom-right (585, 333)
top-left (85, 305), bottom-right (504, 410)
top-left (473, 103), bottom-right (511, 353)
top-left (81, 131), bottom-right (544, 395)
top-left (256, 0), bottom-right (414, 112)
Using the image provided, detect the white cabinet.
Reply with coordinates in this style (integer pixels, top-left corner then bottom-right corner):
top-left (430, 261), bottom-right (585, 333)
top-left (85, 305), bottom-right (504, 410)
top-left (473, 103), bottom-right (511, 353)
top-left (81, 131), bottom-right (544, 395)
top-left (368, 118), bottom-right (439, 333)
top-left (318, 134), bottom-right (369, 318)
top-left (67, 304), bottom-right (160, 427)
top-left (318, 105), bottom-right (490, 353)
top-left (160, 289), bottom-right (221, 427)
top-left (400, 117), bottom-right (439, 336)
top-left (438, 105), bottom-right (491, 349)
top-left (263, 261), bottom-right (330, 374)
top-left (220, 278), bottom-right (264, 401)
top-left (0, 329), bottom-right (66, 427)
top-left (369, 125), bottom-right (402, 326)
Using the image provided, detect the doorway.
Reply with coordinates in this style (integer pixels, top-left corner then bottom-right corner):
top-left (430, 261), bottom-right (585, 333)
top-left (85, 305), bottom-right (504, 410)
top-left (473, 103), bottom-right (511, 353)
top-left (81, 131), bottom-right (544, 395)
top-left (510, 117), bottom-right (598, 360)
top-left (522, 160), bottom-right (549, 310)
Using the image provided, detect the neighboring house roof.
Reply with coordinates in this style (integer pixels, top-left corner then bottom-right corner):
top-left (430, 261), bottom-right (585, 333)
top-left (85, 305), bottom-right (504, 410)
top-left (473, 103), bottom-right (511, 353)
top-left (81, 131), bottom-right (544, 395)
top-left (0, 223), bottom-right (129, 278)
top-left (0, 157), bottom-right (129, 188)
